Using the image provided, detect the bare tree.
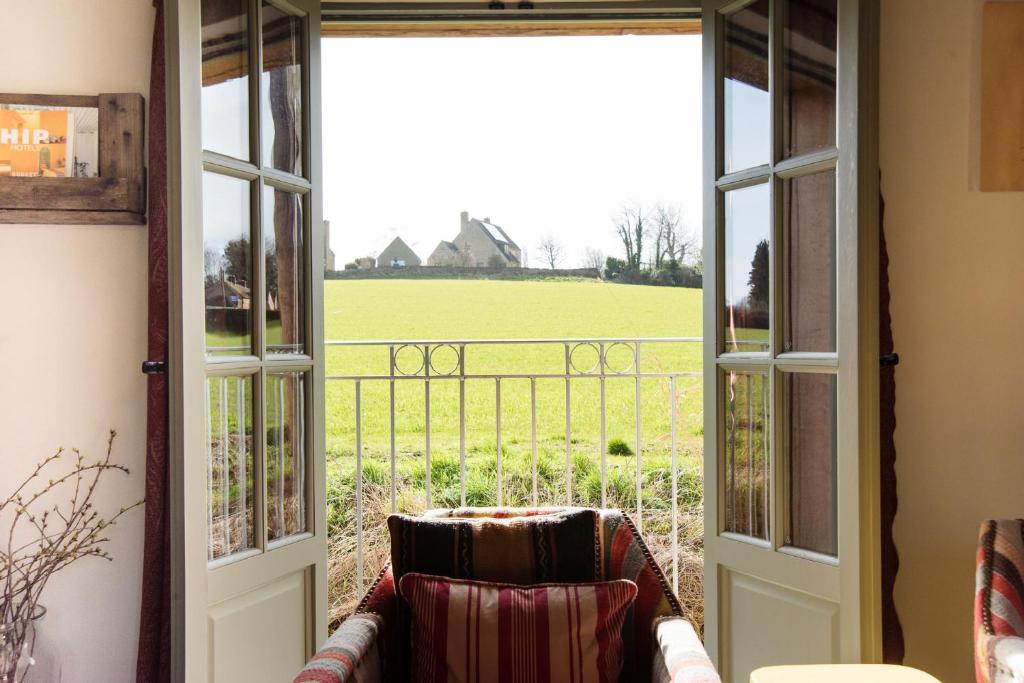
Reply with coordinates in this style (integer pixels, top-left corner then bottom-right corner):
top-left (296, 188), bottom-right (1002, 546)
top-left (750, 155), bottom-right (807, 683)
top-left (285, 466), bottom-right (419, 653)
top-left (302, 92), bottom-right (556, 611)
top-left (537, 235), bottom-right (564, 269)
top-left (204, 246), bottom-right (222, 282)
top-left (649, 202), bottom-right (674, 268)
top-left (652, 202), bottom-right (699, 266)
top-left (582, 247), bottom-right (605, 271)
top-left (614, 203), bottom-right (646, 271)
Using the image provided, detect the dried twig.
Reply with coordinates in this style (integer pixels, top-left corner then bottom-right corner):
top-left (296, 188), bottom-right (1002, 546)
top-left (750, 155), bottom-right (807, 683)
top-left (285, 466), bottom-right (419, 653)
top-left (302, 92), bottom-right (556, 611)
top-left (0, 431), bottom-right (142, 682)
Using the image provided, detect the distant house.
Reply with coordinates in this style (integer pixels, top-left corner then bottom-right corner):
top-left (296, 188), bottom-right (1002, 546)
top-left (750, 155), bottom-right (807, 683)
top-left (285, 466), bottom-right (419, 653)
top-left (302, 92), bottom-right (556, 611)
top-left (427, 240), bottom-right (460, 266)
top-left (427, 212), bottom-right (521, 267)
top-left (378, 236), bottom-right (421, 267)
top-left (354, 256), bottom-right (376, 270)
top-left (205, 275), bottom-right (250, 310)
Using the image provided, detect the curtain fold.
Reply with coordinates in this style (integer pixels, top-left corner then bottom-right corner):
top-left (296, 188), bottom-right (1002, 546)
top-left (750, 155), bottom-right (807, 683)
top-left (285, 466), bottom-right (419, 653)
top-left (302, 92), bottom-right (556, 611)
top-left (880, 191), bottom-right (905, 664)
top-left (136, 1), bottom-right (171, 681)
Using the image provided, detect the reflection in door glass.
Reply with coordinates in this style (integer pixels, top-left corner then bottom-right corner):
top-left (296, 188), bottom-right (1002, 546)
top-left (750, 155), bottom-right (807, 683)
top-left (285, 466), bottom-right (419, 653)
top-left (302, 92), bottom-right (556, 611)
top-left (201, 0), bottom-right (250, 160)
top-left (264, 187), bottom-right (305, 355)
top-left (723, 371), bottom-right (769, 541)
top-left (203, 172), bottom-right (252, 356)
top-left (207, 374), bottom-right (256, 560)
top-left (783, 170), bottom-right (836, 352)
top-left (723, 0), bottom-right (771, 173)
top-left (724, 183), bottom-right (770, 352)
top-left (785, 372), bottom-right (837, 556)
top-left (782, 0), bottom-right (837, 159)
top-left (261, 3), bottom-right (304, 176)
top-left (267, 372), bottom-right (306, 541)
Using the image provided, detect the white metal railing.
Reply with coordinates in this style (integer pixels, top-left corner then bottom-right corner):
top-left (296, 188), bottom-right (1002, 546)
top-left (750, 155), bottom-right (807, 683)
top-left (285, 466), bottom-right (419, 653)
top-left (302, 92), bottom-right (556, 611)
top-left (325, 337), bottom-right (705, 595)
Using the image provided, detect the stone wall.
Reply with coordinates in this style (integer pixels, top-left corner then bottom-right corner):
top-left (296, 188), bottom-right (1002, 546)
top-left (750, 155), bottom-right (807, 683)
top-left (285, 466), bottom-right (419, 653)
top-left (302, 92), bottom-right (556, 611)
top-left (328, 265), bottom-right (601, 280)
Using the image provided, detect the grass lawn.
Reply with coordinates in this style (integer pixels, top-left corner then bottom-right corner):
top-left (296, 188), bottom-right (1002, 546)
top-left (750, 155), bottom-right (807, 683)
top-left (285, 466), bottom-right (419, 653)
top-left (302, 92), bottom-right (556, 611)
top-left (322, 278), bottom-right (709, 630)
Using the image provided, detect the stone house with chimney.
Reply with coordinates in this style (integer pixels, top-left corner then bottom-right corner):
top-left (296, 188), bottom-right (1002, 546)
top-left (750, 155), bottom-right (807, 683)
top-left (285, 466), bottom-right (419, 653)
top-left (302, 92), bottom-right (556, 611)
top-left (427, 212), bottom-right (521, 267)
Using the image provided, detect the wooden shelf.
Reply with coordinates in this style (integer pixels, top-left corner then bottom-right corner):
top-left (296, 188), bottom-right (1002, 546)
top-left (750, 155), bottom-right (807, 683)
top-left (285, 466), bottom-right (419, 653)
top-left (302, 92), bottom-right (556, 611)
top-left (0, 92), bottom-right (146, 225)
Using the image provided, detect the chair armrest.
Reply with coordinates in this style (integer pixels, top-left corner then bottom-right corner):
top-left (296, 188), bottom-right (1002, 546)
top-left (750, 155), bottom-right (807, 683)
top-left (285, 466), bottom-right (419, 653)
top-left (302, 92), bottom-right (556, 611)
top-left (651, 617), bottom-right (721, 683)
top-left (293, 613), bottom-right (384, 683)
top-left (985, 635), bottom-right (1024, 683)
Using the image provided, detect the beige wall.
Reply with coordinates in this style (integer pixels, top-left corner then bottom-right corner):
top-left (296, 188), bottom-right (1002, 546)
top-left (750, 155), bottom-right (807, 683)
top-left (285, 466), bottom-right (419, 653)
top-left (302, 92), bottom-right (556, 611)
top-left (0, 1), bottom-right (155, 681)
top-left (882, 0), bottom-right (1024, 680)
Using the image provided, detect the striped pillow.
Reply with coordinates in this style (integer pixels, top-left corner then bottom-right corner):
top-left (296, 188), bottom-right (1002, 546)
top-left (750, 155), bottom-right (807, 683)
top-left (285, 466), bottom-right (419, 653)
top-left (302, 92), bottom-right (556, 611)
top-left (399, 572), bottom-right (637, 683)
top-left (389, 508), bottom-right (599, 586)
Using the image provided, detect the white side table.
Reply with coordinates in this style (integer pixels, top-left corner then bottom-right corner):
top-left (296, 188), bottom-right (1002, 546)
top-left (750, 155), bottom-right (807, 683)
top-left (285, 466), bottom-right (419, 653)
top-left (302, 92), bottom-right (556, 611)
top-left (750, 664), bottom-right (942, 683)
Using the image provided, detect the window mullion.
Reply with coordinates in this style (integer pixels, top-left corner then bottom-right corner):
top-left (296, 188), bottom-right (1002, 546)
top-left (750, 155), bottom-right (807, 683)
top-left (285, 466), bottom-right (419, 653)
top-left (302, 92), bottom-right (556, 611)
top-left (767, 0), bottom-right (783, 553)
top-left (251, 0), bottom-right (269, 554)
top-left (771, 362), bottom-right (784, 550)
top-left (255, 364), bottom-right (268, 552)
top-left (250, 0), bottom-right (263, 170)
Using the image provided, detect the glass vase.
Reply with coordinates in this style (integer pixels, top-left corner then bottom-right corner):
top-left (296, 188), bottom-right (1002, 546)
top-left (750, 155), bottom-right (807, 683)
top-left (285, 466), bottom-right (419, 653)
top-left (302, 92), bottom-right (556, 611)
top-left (0, 606), bottom-right (45, 683)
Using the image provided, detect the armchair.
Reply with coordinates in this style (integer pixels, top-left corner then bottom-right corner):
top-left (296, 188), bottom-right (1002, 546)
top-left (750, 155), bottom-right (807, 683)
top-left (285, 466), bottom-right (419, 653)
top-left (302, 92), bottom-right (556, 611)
top-left (295, 507), bottom-right (719, 683)
top-left (975, 519), bottom-right (1024, 683)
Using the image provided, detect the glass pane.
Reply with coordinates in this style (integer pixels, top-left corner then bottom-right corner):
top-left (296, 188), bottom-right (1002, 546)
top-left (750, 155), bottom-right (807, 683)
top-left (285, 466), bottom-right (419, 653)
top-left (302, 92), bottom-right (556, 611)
top-left (723, 370), bottom-right (770, 541)
top-left (723, 0), bottom-right (771, 173)
top-left (264, 187), bottom-right (304, 354)
top-left (208, 374), bottom-right (256, 560)
top-left (204, 172), bottom-right (253, 356)
top-left (261, 3), bottom-right (303, 175)
top-left (201, 0), bottom-right (250, 159)
top-left (785, 372), bottom-right (837, 556)
top-left (783, 170), bottom-right (836, 352)
top-left (723, 183), bottom-right (770, 352)
top-left (267, 372), bottom-right (307, 541)
top-left (782, 0), bottom-right (837, 158)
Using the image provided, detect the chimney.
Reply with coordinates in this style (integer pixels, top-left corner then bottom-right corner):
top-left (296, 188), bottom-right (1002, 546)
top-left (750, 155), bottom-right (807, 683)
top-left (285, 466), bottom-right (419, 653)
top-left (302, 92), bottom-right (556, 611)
top-left (484, 217), bottom-right (490, 223)
top-left (460, 211), bottom-right (469, 229)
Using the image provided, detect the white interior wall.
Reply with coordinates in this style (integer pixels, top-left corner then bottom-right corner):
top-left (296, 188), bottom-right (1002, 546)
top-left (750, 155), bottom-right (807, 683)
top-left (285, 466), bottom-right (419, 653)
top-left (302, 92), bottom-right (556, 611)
top-left (882, 0), bottom-right (1024, 681)
top-left (0, 1), bottom-right (155, 681)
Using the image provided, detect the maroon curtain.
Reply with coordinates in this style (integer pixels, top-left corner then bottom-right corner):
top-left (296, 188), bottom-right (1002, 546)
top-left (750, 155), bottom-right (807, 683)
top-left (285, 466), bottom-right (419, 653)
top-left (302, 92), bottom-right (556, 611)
top-left (136, 1), bottom-right (171, 681)
top-left (879, 192), bottom-right (905, 664)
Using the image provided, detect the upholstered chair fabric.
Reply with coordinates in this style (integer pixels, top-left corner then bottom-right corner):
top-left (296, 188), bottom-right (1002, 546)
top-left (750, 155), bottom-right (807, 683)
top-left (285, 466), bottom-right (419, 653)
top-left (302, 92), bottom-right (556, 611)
top-left (652, 618), bottom-right (722, 683)
top-left (975, 519), bottom-right (1024, 683)
top-left (295, 507), bottom-right (719, 683)
top-left (293, 613), bottom-right (384, 683)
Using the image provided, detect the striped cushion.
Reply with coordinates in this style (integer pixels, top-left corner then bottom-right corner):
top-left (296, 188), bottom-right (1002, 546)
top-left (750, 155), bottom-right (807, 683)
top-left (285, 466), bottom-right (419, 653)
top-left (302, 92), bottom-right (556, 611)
top-left (399, 572), bottom-right (637, 683)
top-left (390, 508), bottom-right (599, 586)
top-left (426, 507), bottom-right (683, 682)
top-left (976, 520), bottom-right (1024, 682)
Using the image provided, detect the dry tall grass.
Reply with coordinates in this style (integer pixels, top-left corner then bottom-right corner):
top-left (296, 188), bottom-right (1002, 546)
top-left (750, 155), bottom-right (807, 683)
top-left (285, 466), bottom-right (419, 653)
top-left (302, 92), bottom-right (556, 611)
top-left (326, 458), bottom-right (706, 635)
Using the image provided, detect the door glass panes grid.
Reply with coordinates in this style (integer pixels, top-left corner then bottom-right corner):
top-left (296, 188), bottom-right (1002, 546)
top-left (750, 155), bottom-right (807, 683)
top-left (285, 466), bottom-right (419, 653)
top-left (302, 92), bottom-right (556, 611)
top-left (718, 0), bottom-right (839, 557)
top-left (201, 0), bottom-right (311, 562)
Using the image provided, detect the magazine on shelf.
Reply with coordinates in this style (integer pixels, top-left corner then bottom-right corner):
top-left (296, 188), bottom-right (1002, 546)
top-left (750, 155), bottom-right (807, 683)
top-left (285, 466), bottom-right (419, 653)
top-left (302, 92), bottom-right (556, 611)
top-left (0, 105), bottom-right (99, 178)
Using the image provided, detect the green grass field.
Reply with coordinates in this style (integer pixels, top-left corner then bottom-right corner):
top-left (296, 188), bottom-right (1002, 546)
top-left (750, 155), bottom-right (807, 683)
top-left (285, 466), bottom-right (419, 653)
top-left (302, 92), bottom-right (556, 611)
top-left (322, 279), bottom-right (710, 629)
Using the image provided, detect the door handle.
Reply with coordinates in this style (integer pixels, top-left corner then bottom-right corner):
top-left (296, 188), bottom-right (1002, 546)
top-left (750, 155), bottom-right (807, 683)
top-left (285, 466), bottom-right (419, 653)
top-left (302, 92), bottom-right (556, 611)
top-left (880, 353), bottom-right (899, 368)
top-left (142, 360), bottom-right (167, 375)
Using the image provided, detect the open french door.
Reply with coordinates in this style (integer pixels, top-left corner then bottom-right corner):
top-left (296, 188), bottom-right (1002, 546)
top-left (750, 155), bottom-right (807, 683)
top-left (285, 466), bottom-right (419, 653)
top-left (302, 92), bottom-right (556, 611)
top-left (166, 0), bottom-right (326, 680)
top-left (700, 0), bottom-right (880, 681)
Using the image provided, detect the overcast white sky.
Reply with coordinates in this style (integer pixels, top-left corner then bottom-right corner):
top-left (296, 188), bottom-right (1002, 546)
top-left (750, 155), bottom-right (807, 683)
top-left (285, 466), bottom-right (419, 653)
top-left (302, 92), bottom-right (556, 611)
top-left (322, 35), bottom-right (702, 268)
